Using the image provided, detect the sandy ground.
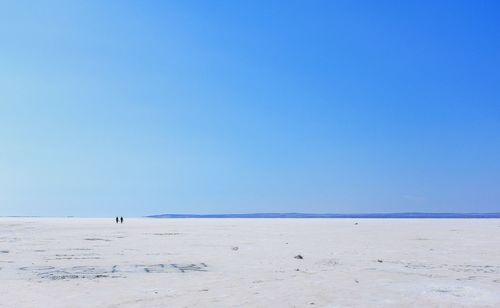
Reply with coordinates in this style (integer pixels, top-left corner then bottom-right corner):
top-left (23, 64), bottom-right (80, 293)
top-left (1, 218), bottom-right (500, 307)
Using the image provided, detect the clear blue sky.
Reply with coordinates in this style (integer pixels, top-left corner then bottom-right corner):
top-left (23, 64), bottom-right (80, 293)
top-left (1, 1), bottom-right (499, 216)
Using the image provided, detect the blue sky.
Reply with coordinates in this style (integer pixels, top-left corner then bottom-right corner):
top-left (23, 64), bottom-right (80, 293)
top-left (1, 1), bottom-right (499, 216)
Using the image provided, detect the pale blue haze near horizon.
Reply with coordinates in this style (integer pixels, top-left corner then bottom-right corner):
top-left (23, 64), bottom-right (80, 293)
top-left (1, 1), bottom-right (499, 217)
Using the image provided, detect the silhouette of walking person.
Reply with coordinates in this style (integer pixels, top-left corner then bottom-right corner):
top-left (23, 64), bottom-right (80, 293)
top-left (115, 216), bottom-right (119, 224)
top-left (120, 216), bottom-right (123, 224)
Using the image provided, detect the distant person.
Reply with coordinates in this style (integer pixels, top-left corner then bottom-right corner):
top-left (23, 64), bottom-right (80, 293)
top-left (115, 216), bottom-right (119, 224)
top-left (120, 216), bottom-right (123, 224)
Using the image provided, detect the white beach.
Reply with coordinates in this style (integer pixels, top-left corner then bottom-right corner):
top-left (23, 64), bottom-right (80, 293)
top-left (1, 218), bottom-right (500, 307)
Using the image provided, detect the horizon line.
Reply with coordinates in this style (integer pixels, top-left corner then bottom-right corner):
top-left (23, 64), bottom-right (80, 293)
top-left (3, 212), bottom-right (500, 219)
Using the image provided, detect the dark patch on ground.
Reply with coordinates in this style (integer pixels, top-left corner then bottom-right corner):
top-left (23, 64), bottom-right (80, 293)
top-left (19, 263), bottom-right (209, 280)
top-left (84, 238), bottom-right (111, 242)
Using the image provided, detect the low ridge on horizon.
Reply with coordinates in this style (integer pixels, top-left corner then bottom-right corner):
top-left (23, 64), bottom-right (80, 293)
top-left (148, 212), bottom-right (500, 218)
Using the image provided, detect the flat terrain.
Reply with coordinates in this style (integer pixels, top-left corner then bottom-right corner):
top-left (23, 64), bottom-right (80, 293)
top-left (1, 218), bottom-right (500, 307)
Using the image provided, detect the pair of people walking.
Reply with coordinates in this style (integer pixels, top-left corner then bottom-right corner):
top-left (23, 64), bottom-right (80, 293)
top-left (115, 216), bottom-right (123, 224)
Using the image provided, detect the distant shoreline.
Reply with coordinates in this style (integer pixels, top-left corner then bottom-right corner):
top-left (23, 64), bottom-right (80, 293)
top-left (147, 212), bottom-right (500, 219)
top-left (2, 213), bottom-right (500, 219)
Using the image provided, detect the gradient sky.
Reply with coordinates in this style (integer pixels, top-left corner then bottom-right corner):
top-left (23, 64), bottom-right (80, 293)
top-left (1, 1), bottom-right (499, 216)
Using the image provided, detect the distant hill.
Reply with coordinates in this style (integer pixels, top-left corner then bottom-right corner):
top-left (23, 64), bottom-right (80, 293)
top-left (147, 212), bottom-right (500, 219)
